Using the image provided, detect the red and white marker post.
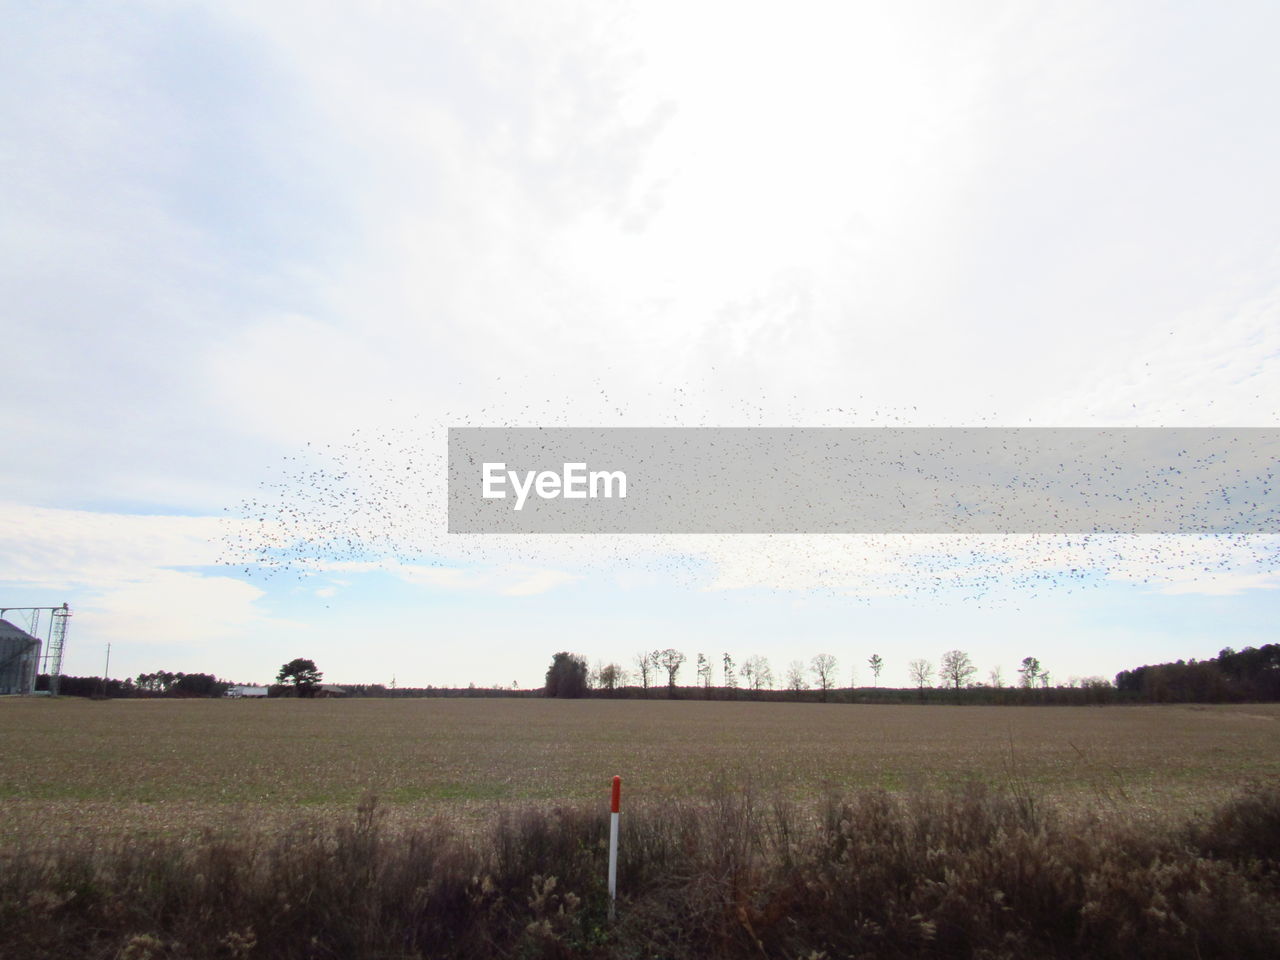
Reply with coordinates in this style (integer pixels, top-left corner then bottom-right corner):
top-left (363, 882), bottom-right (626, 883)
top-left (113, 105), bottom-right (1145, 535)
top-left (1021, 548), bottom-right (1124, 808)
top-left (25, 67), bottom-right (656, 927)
top-left (608, 775), bottom-right (621, 919)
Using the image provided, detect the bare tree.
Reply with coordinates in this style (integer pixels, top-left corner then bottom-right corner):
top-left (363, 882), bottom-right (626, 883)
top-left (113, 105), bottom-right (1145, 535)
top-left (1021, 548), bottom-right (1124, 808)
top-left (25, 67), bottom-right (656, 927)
top-left (988, 665), bottom-right (1004, 688)
top-left (740, 655), bottom-right (772, 695)
top-left (634, 652), bottom-right (653, 694)
top-left (811, 653), bottom-right (838, 701)
top-left (752, 656), bottom-right (774, 691)
top-left (908, 658), bottom-right (933, 699)
top-left (660, 648), bottom-right (686, 694)
top-left (722, 653), bottom-right (737, 695)
top-left (939, 650), bottom-right (977, 691)
top-left (868, 653), bottom-right (883, 688)
top-left (786, 660), bottom-right (808, 696)
top-left (696, 653), bottom-right (712, 696)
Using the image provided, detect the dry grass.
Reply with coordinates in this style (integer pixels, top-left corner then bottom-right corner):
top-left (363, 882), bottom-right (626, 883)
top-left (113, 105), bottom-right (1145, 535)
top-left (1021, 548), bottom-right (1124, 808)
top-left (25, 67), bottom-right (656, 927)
top-left (2, 782), bottom-right (1279, 959)
top-left (1, 698), bottom-right (1278, 842)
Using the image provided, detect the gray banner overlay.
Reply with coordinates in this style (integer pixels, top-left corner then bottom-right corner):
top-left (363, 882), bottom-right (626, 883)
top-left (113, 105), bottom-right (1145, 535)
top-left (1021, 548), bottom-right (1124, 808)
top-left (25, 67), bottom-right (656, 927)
top-left (447, 428), bottom-right (1280, 534)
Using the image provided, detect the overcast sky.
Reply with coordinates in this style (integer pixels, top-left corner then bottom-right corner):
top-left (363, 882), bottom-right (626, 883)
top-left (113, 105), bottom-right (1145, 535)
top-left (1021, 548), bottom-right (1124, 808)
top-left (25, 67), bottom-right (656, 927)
top-left (2, 1), bottom-right (1278, 688)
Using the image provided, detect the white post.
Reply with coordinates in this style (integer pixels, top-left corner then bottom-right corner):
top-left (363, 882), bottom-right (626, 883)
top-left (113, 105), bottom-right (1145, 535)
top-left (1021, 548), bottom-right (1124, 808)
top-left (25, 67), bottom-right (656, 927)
top-left (608, 775), bottom-right (620, 919)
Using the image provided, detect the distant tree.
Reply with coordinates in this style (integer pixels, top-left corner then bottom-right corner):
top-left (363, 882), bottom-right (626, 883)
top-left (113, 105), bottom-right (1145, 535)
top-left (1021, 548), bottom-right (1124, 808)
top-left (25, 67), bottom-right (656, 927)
top-left (940, 650), bottom-right (977, 691)
top-left (660, 649), bottom-right (686, 694)
top-left (133, 671), bottom-right (227, 697)
top-left (598, 663), bottom-right (622, 692)
top-left (908, 659), bottom-right (933, 700)
top-left (544, 652), bottom-right (589, 698)
top-left (696, 653), bottom-right (712, 695)
top-left (172, 673), bottom-right (229, 697)
top-left (39, 674), bottom-right (131, 698)
top-left (742, 655), bottom-right (773, 694)
top-left (811, 653), bottom-right (838, 701)
top-left (868, 654), bottom-right (884, 688)
top-left (1018, 657), bottom-right (1042, 689)
top-left (276, 658), bottom-right (323, 697)
top-left (786, 660), bottom-right (808, 696)
top-left (635, 651), bottom-right (654, 694)
top-left (989, 665), bottom-right (1004, 688)
top-left (723, 653), bottom-right (737, 695)
top-left (138, 671), bottom-right (180, 693)
top-left (760, 657), bottom-right (774, 690)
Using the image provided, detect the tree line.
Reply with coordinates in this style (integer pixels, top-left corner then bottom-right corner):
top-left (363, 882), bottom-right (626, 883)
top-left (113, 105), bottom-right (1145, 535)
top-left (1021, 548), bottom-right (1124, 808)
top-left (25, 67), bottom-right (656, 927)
top-left (35, 671), bottom-right (234, 698)
top-left (545, 644), bottom-right (1280, 705)
top-left (36, 659), bottom-right (322, 699)
top-left (1115, 644), bottom-right (1280, 703)
top-left (34, 643), bottom-right (1280, 705)
top-left (543, 649), bottom-right (1123, 702)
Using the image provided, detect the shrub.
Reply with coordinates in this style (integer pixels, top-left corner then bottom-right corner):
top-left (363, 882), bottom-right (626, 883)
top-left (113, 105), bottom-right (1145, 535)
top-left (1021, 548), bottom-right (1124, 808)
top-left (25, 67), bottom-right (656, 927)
top-left (2, 784), bottom-right (1279, 958)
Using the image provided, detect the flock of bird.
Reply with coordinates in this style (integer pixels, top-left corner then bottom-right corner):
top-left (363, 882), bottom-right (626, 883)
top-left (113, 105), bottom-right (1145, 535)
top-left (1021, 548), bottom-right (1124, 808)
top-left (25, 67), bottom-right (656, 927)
top-left (218, 392), bottom-right (1280, 605)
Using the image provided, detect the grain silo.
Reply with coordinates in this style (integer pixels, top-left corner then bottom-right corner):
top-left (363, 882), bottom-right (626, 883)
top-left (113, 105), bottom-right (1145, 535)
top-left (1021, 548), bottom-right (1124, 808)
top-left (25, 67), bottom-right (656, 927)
top-left (0, 619), bottom-right (42, 695)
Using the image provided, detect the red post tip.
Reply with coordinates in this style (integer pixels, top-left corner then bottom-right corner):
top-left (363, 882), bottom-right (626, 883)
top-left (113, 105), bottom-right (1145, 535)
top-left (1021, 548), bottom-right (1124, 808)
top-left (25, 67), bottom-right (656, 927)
top-left (611, 775), bottom-right (621, 813)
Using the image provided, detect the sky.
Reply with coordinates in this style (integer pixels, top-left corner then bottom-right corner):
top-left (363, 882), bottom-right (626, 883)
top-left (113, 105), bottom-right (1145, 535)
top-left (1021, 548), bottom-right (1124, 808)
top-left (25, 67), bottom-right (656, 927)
top-left (2, 0), bottom-right (1278, 689)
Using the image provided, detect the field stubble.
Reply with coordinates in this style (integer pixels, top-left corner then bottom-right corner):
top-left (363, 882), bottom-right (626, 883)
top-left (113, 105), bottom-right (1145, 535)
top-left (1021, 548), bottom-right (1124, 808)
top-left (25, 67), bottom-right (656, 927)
top-left (2, 698), bottom-right (1277, 844)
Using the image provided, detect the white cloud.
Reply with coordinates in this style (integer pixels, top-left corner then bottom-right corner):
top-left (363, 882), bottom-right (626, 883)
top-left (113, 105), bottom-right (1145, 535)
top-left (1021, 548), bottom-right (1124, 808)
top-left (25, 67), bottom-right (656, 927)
top-left (0, 502), bottom-right (227, 587)
top-left (688, 533), bottom-right (1280, 599)
top-left (11, 0), bottom-right (1279, 481)
top-left (501, 568), bottom-right (580, 596)
top-left (78, 569), bottom-right (271, 646)
top-left (318, 559), bottom-right (580, 597)
top-left (1157, 572), bottom-right (1280, 597)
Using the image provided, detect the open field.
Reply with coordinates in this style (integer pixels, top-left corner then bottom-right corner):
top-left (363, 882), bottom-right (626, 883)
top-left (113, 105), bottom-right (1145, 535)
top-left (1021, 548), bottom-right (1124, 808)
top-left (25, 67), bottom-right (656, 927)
top-left (2, 697), bottom-right (1278, 841)
top-left (4, 698), bottom-right (1280, 958)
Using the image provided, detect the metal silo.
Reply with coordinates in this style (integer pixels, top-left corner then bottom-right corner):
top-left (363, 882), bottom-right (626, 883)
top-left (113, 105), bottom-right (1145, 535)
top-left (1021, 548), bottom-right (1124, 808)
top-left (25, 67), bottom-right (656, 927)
top-left (0, 619), bottom-right (42, 695)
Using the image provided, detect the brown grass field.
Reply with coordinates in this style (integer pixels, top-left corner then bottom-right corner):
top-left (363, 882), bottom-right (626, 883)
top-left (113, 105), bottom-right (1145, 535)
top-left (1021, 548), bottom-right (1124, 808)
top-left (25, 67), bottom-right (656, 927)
top-left (2, 697), bottom-right (1278, 843)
